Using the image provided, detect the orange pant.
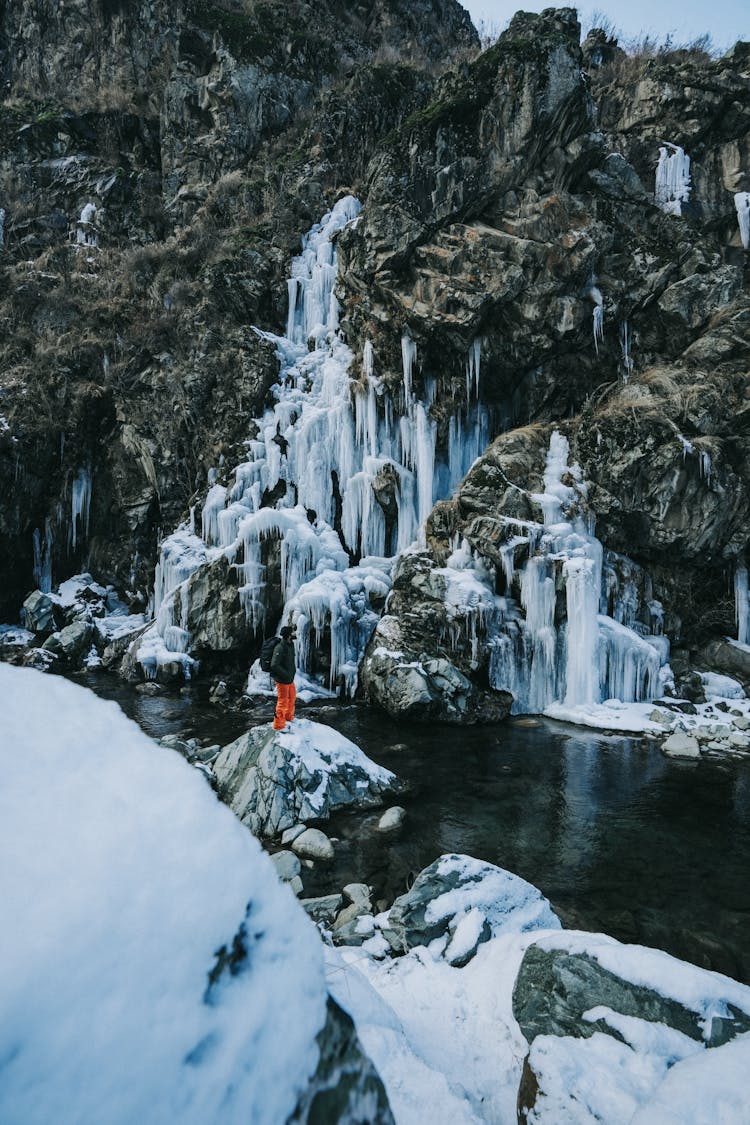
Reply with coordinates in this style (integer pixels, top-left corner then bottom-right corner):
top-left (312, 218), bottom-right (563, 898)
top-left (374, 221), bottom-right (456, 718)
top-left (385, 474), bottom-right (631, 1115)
top-left (273, 681), bottom-right (296, 730)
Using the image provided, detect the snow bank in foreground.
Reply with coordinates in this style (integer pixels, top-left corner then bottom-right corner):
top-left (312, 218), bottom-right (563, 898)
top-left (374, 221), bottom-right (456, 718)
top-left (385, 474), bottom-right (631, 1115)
top-left (0, 665), bottom-right (327, 1125)
top-left (327, 918), bottom-right (750, 1124)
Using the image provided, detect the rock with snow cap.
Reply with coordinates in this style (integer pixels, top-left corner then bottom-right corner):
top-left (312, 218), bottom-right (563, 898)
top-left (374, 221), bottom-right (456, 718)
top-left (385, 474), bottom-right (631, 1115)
top-left (513, 932), bottom-right (750, 1124)
top-left (213, 718), bottom-right (399, 840)
top-left (381, 853), bottom-right (560, 961)
top-left (662, 731), bottom-right (701, 758)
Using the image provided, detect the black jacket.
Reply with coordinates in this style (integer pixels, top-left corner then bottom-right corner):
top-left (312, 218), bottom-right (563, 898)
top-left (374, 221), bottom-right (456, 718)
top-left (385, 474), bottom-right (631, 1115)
top-left (270, 638), bottom-right (296, 684)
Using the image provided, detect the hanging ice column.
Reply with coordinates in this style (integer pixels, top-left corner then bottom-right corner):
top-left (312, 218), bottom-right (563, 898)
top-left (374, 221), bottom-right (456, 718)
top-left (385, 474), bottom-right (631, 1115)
top-left (735, 563), bottom-right (749, 645)
top-left (735, 193), bottom-right (750, 250)
top-left (655, 144), bottom-right (691, 215)
top-left (70, 467), bottom-right (92, 551)
top-left (487, 431), bottom-right (666, 714)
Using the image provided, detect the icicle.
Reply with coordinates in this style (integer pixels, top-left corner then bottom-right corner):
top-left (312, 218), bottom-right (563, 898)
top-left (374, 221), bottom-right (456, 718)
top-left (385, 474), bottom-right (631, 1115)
top-left (619, 320), bottom-right (633, 381)
top-left (0, 208), bottom-right (5, 249)
top-left (735, 563), bottom-right (749, 645)
top-left (201, 485), bottom-right (227, 546)
top-left (70, 468), bottom-right (92, 550)
top-left (655, 144), bottom-right (691, 215)
top-left (465, 338), bottom-right (481, 402)
top-left (735, 192), bottom-right (750, 250)
top-left (363, 339), bottom-right (374, 378)
top-left (32, 520), bottom-right (54, 593)
top-left (401, 334), bottom-right (417, 402)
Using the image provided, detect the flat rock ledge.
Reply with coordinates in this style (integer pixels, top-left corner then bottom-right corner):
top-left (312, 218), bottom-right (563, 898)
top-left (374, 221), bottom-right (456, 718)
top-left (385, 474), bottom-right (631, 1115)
top-left (213, 718), bottom-right (399, 839)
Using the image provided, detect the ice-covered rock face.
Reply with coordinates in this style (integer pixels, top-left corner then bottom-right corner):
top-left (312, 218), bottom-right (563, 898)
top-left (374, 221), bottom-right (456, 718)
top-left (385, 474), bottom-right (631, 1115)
top-left (0, 665), bottom-right (392, 1124)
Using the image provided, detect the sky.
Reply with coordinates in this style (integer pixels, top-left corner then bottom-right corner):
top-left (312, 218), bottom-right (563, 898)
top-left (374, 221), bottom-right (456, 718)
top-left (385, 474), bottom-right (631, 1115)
top-left (460, 1), bottom-right (749, 50)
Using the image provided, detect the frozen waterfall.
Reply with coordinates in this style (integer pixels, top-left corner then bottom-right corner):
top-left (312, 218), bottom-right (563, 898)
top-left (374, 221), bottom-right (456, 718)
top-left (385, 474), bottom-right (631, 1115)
top-left (735, 563), bottom-right (749, 646)
top-left (655, 144), bottom-right (691, 216)
top-left (475, 432), bottom-right (667, 714)
top-left (141, 198), bottom-right (493, 692)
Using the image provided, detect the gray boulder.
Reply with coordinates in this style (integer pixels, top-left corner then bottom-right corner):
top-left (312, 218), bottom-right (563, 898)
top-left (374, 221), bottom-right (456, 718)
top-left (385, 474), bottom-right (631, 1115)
top-left (292, 829), bottom-right (334, 863)
top-left (301, 895), bottom-right (343, 927)
top-left (288, 997), bottom-right (394, 1124)
top-left (42, 619), bottom-right (93, 662)
top-left (662, 731), bottom-right (701, 759)
top-left (270, 850), bottom-right (302, 882)
top-left (213, 718), bottom-right (398, 839)
top-left (22, 590), bottom-right (58, 635)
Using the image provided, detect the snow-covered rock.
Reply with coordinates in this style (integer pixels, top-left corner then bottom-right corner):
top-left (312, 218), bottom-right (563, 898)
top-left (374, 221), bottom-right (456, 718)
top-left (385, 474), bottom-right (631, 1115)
top-left (0, 664), bottom-right (393, 1124)
top-left (662, 730), bottom-right (701, 758)
top-left (513, 932), bottom-right (750, 1124)
top-left (292, 827), bottom-right (335, 862)
top-left (382, 854), bottom-right (560, 964)
top-left (377, 806), bottom-right (406, 832)
top-left (213, 718), bottom-right (398, 839)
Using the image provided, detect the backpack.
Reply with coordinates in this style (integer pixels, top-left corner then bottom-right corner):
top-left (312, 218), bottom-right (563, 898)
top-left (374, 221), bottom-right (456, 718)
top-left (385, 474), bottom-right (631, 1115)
top-left (259, 635), bottom-right (280, 672)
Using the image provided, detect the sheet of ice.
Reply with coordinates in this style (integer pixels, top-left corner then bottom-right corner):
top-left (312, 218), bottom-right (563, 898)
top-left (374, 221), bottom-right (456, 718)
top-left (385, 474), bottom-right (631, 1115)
top-left (489, 432), bottom-right (665, 714)
top-left (735, 563), bottom-right (749, 645)
top-left (0, 665), bottom-right (328, 1125)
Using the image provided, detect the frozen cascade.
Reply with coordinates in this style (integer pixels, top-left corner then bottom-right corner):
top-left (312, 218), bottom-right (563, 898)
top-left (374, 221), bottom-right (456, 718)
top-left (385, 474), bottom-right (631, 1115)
top-left (735, 564), bottom-right (749, 645)
top-left (0, 207), bottom-right (5, 249)
top-left (484, 431), bottom-right (665, 714)
top-left (70, 468), bottom-right (92, 551)
top-left (655, 144), bottom-right (691, 215)
top-left (736, 192), bottom-right (750, 250)
top-left (142, 196), bottom-right (494, 690)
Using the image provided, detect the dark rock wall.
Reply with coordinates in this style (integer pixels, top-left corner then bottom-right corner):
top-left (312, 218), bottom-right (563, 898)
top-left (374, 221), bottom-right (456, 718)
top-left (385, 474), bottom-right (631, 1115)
top-left (0, 0), bottom-right (476, 617)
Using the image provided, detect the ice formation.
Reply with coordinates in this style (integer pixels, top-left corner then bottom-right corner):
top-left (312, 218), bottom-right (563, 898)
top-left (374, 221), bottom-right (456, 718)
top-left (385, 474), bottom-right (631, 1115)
top-left (734, 563), bottom-right (749, 645)
top-left (0, 207), bottom-right (5, 249)
top-left (32, 520), bottom-right (54, 593)
top-left (735, 192), bottom-right (750, 250)
top-left (655, 144), bottom-right (691, 215)
top-left (619, 320), bottom-right (633, 380)
top-left (143, 197), bottom-right (492, 691)
top-left (431, 433), bottom-right (665, 714)
top-left (76, 202), bottom-right (98, 247)
top-left (70, 467), bottom-right (92, 551)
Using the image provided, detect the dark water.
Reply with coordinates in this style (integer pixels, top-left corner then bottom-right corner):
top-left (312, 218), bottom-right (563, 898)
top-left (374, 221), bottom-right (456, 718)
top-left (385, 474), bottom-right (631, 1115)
top-left (83, 675), bottom-right (750, 984)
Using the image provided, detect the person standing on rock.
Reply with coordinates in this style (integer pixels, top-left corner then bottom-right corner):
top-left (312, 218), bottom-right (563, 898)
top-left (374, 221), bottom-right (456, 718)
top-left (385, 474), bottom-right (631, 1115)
top-left (271, 625), bottom-right (297, 731)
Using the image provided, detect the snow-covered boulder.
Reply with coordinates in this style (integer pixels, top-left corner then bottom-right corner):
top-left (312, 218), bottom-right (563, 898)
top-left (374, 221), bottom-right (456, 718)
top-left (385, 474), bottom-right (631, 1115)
top-left (213, 718), bottom-right (399, 839)
top-left (0, 665), bottom-right (393, 1125)
top-left (382, 854), bottom-right (560, 965)
top-left (513, 932), bottom-right (750, 1123)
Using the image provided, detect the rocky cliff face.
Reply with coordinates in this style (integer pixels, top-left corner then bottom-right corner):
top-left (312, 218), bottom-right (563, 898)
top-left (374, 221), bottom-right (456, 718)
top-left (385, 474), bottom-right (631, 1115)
top-left (2, 5), bottom-right (749, 715)
top-left (0, 0), bottom-right (476, 617)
